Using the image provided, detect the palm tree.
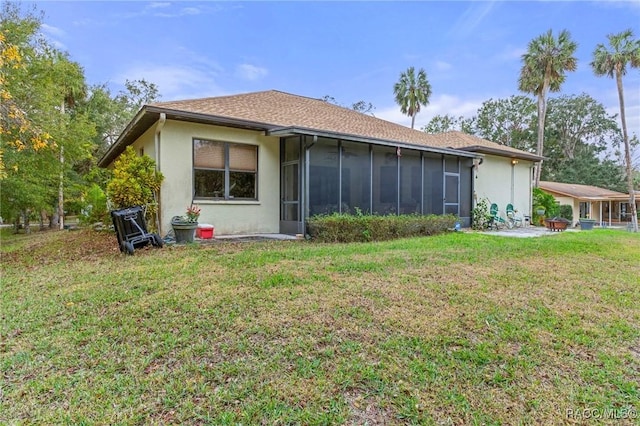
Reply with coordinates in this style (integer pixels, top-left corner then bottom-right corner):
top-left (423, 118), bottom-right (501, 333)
top-left (591, 29), bottom-right (640, 232)
top-left (518, 29), bottom-right (577, 187)
top-left (393, 66), bottom-right (432, 129)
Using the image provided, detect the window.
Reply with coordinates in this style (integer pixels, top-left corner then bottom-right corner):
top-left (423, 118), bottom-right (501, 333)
top-left (193, 139), bottom-right (257, 200)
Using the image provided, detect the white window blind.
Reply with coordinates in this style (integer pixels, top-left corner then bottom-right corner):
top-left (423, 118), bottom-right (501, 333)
top-left (229, 144), bottom-right (257, 172)
top-left (194, 140), bottom-right (224, 169)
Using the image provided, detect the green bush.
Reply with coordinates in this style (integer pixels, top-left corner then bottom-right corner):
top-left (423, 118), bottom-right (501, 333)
top-left (80, 184), bottom-right (110, 225)
top-left (557, 204), bottom-right (573, 221)
top-left (532, 187), bottom-right (558, 225)
top-left (306, 213), bottom-right (457, 243)
top-left (472, 198), bottom-right (492, 230)
top-left (107, 146), bottom-right (163, 230)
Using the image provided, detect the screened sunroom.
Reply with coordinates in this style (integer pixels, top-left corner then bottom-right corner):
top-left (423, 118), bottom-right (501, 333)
top-left (276, 133), bottom-right (478, 234)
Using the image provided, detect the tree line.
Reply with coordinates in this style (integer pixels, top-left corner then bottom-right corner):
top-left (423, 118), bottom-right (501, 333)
top-left (1, 3), bottom-right (638, 232)
top-left (1, 3), bottom-right (159, 232)
top-left (393, 29), bottom-right (639, 231)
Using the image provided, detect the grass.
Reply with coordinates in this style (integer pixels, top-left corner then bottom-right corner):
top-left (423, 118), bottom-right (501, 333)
top-left (2, 227), bottom-right (639, 424)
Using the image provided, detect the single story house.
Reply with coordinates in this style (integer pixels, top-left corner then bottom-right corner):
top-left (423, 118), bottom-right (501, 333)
top-left (539, 181), bottom-right (639, 226)
top-left (98, 90), bottom-right (541, 236)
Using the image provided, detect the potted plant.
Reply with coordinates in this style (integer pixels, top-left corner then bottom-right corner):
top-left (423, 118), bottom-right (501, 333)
top-left (579, 214), bottom-right (596, 231)
top-left (533, 205), bottom-right (546, 226)
top-left (171, 205), bottom-right (200, 243)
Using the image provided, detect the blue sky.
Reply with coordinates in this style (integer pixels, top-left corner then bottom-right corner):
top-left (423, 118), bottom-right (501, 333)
top-left (33, 1), bottom-right (640, 136)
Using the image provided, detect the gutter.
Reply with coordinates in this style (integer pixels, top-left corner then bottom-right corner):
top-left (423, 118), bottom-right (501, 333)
top-left (457, 145), bottom-right (543, 162)
top-left (154, 113), bottom-right (166, 234)
top-left (154, 113), bottom-right (166, 172)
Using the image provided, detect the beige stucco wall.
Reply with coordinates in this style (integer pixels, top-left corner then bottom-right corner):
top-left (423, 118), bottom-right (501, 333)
top-left (546, 195), bottom-right (607, 223)
top-left (131, 126), bottom-right (156, 160)
top-left (551, 195), bottom-right (577, 221)
top-left (157, 120), bottom-right (280, 236)
top-left (475, 155), bottom-right (535, 219)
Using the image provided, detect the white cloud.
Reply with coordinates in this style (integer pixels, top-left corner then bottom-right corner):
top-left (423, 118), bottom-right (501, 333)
top-left (181, 7), bottom-right (201, 16)
top-left (435, 61), bottom-right (452, 71)
top-left (155, 7), bottom-right (203, 18)
top-left (116, 64), bottom-right (225, 101)
top-left (600, 81), bottom-right (640, 142)
top-left (594, 0), bottom-right (640, 13)
top-left (111, 3), bottom-right (222, 20)
top-left (41, 23), bottom-right (66, 38)
top-left (448, 0), bottom-right (497, 38)
top-left (49, 39), bottom-right (68, 50)
top-left (496, 46), bottom-right (526, 62)
top-left (376, 94), bottom-right (483, 130)
top-left (148, 2), bottom-right (171, 9)
top-left (41, 23), bottom-right (67, 49)
top-left (236, 64), bottom-right (268, 81)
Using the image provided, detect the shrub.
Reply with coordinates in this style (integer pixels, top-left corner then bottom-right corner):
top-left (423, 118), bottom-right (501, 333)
top-left (306, 213), bottom-right (457, 243)
top-left (557, 204), bottom-right (573, 221)
top-left (532, 188), bottom-right (558, 225)
top-left (106, 146), bottom-right (163, 230)
top-left (472, 198), bottom-right (491, 230)
top-left (80, 184), bottom-right (110, 225)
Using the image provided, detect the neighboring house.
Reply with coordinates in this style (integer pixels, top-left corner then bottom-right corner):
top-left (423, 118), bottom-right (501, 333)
top-left (539, 181), bottom-right (639, 225)
top-left (99, 90), bottom-right (541, 236)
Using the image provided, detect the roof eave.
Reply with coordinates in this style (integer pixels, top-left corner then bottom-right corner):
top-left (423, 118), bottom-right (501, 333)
top-left (267, 127), bottom-right (480, 158)
top-left (457, 145), bottom-right (542, 162)
top-left (98, 107), bottom-right (156, 168)
top-left (97, 106), bottom-right (279, 168)
top-left (540, 187), bottom-right (630, 201)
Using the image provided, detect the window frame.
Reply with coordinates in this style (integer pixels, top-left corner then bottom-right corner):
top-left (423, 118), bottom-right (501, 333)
top-left (193, 138), bottom-right (258, 201)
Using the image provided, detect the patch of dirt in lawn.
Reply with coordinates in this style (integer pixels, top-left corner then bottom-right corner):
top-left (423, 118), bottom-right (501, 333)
top-left (1, 228), bottom-right (122, 266)
top-left (344, 391), bottom-right (393, 425)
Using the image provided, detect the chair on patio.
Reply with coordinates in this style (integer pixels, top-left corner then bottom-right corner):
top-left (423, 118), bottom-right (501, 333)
top-left (488, 203), bottom-right (506, 230)
top-left (506, 203), bottom-right (523, 228)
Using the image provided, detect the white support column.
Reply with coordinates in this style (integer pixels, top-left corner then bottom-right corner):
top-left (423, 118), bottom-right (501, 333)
top-left (599, 202), bottom-right (603, 227)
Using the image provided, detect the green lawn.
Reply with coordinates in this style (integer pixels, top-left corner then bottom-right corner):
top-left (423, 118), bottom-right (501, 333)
top-left (2, 228), bottom-right (639, 424)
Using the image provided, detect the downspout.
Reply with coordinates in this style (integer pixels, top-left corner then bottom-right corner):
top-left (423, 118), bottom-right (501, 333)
top-left (529, 163), bottom-right (535, 219)
top-left (510, 159), bottom-right (517, 205)
top-left (154, 113), bottom-right (166, 234)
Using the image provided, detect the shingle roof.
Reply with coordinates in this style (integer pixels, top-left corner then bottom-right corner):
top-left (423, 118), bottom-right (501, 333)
top-left (100, 90), bottom-right (541, 167)
top-left (539, 181), bottom-right (629, 200)
top-left (435, 131), bottom-right (542, 160)
top-left (152, 90), bottom-right (540, 160)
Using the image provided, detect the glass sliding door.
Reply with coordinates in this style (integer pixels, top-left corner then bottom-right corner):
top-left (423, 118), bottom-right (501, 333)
top-left (280, 137), bottom-right (302, 234)
top-left (444, 156), bottom-right (460, 216)
top-left (459, 159), bottom-right (472, 226)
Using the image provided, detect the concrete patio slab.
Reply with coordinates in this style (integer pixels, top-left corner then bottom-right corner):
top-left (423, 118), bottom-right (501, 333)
top-left (481, 226), bottom-right (580, 238)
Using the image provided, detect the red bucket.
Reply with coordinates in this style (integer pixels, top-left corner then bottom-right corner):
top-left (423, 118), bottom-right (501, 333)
top-left (197, 224), bottom-right (214, 239)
